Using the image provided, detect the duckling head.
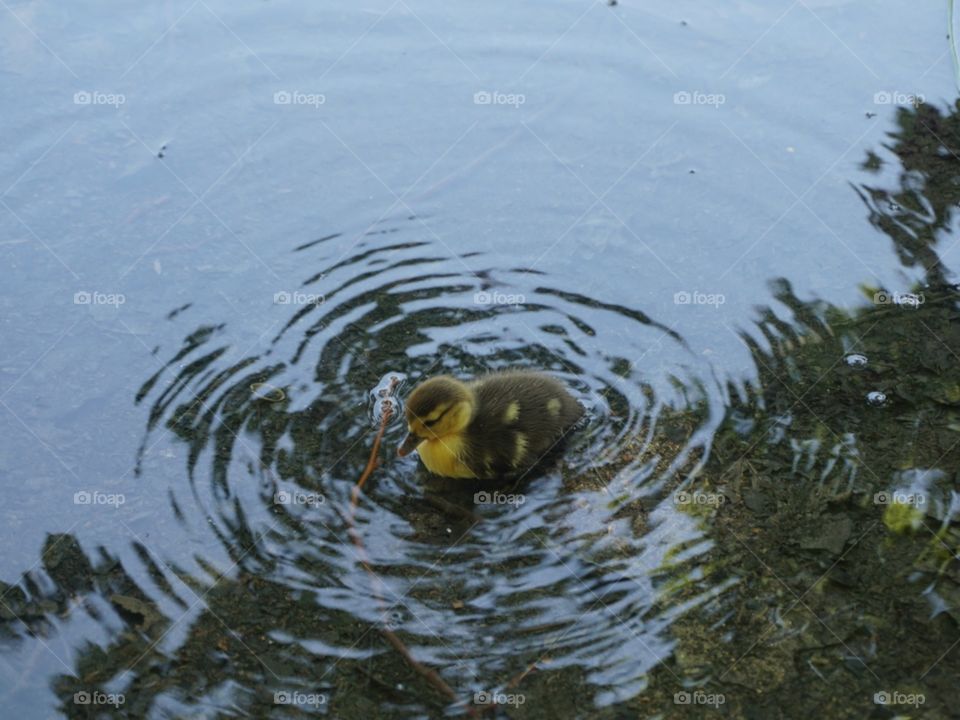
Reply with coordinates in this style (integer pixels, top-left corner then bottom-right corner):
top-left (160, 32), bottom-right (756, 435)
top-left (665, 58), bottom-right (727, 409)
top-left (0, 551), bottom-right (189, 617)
top-left (397, 376), bottom-right (475, 457)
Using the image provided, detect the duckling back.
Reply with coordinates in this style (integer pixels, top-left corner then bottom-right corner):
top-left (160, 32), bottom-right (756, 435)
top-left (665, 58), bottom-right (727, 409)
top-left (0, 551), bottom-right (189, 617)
top-left (465, 371), bottom-right (583, 477)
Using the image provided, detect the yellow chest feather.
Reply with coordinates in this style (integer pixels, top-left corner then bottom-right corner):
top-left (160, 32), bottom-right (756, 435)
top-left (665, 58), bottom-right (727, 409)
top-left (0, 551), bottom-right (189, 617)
top-left (417, 434), bottom-right (476, 479)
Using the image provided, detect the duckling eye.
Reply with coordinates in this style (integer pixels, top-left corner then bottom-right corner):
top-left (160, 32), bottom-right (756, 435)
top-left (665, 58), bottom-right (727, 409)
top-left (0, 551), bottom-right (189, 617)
top-left (422, 406), bottom-right (450, 428)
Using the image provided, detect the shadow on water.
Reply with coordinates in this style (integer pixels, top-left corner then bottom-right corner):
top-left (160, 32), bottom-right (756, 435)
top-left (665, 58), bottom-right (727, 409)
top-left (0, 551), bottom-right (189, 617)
top-left (3, 103), bottom-right (960, 718)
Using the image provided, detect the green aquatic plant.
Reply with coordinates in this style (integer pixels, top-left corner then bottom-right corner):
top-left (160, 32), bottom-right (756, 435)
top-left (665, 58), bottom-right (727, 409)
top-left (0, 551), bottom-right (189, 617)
top-left (883, 501), bottom-right (925, 534)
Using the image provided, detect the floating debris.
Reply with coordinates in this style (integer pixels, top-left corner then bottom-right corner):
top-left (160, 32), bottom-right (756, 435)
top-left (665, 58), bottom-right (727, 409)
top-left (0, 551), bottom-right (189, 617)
top-left (250, 382), bottom-right (285, 402)
top-left (866, 390), bottom-right (888, 406)
top-left (370, 373), bottom-right (405, 425)
top-left (844, 353), bottom-right (868, 368)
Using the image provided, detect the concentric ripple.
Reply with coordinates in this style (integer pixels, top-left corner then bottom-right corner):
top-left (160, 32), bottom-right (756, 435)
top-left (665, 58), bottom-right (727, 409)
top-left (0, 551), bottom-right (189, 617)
top-left (133, 214), bottom-right (724, 711)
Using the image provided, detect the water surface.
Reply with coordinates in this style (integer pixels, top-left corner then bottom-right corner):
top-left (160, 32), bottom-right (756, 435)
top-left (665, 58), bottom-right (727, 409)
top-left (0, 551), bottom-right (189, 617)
top-left (1, 1), bottom-right (958, 717)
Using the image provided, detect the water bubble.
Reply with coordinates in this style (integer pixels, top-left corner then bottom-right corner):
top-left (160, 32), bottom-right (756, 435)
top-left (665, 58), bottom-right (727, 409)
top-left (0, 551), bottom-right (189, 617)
top-left (866, 391), bottom-right (887, 407)
top-left (369, 373), bottom-right (405, 425)
top-left (844, 353), bottom-right (868, 368)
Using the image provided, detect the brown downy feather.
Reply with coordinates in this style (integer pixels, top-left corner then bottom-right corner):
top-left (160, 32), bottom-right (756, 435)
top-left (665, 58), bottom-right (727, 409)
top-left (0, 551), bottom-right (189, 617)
top-left (399, 370), bottom-right (583, 479)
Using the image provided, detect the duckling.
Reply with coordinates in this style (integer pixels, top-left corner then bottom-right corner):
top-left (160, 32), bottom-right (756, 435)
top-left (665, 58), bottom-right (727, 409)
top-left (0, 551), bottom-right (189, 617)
top-left (397, 371), bottom-right (583, 479)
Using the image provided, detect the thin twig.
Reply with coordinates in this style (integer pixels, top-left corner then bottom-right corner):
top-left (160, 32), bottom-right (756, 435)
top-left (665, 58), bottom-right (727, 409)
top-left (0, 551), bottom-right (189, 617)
top-left (347, 376), bottom-right (476, 715)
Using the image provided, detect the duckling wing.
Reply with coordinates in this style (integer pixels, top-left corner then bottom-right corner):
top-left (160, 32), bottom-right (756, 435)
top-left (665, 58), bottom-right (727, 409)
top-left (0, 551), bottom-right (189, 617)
top-left (468, 372), bottom-right (583, 475)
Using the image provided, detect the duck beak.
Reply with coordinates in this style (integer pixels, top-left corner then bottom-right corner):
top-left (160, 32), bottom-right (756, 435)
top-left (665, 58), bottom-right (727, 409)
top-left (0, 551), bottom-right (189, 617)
top-left (397, 432), bottom-right (423, 457)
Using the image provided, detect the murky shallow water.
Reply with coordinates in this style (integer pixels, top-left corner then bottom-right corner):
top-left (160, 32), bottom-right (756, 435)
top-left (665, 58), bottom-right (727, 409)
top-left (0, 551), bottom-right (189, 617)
top-left (2, 1), bottom-right (960, 718)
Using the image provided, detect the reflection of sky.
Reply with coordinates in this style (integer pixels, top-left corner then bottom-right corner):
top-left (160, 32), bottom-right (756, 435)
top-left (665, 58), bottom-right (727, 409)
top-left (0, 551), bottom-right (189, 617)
top-left (0, 0), bottom-right (950, 581)
top-left (0, 0), bottom-right (954, 711)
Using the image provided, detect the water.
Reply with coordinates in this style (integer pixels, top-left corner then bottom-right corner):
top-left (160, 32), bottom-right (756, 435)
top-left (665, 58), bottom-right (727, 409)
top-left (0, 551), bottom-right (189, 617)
top-left (2, 1), bottom-right (959, 718)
